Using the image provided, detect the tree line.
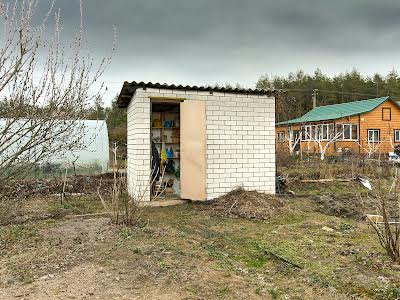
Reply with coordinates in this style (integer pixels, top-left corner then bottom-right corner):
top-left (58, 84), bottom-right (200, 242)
top-left (35, 68), bottom-right (400, 145)
top-left (256, 69), bottom-right (400, 123)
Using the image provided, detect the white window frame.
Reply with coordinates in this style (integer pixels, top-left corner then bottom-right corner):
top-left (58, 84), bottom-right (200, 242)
top-left (277, 131), bottom-right (285, 142)
top-left (303, 123), bottom-right (334, 141)
top-left (303, 124), bottom-right (317, 141)
top-left (303, 125), bottom-right (311, 141)
top-left (368, 129), bottom-right (380, 143)
top-left (337, 124), bottom-right (358, 141)
top-left (343, 124), bottom-right (351, 140)
top-left (395, 130), bottom-right (400, 143)
top-left (318, 124), bottom-right (329, 140)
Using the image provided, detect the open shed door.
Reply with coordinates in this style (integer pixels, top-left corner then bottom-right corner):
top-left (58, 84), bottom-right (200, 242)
top-left (180, 101), bottom-right (207, 201)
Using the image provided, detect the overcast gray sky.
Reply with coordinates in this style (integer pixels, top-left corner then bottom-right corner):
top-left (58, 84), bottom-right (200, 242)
top-left (41, 0), bottom-right (400, 105)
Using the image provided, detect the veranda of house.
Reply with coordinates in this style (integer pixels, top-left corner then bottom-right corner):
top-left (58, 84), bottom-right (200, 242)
top-left (276, 97), bottom-right (400, 157)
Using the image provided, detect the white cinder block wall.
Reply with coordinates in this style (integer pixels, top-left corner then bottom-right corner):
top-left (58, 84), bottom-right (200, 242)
top-left (200, 92), bottom-right (276, 199)
top-left (126, 88), bottom-right (275, 201)
top-left (126, 90), bottom-right (151, 200)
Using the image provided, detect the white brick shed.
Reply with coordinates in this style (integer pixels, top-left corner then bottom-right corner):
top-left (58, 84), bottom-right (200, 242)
top-left (117, 81), bottom-right (276, 202)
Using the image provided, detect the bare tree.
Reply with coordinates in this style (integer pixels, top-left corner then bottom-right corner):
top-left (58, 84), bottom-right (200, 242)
top-left (365, 168), bottom-right (400, 263)
top-left (315, 130), bottom-right (343, 161)
top-left (98, 142), bottom-right (166, 226)
top-left (306, 124), bottom-right (343, 160)
top-left (356, 136), bottom-right (387, 158)
top-left (285, 127), bottom-right (301, 156)
top-left (0, 0), bottom-right (114, 179)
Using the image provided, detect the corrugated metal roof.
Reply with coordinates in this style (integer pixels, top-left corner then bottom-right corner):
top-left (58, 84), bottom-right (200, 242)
top-left (117, 81), bottom-right (282, 108)
top-left (276, 96), bottom-right (391, 125)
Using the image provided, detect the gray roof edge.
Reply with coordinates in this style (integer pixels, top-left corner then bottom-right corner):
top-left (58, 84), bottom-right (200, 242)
top-left (117, 81), bottom-right (284, 108)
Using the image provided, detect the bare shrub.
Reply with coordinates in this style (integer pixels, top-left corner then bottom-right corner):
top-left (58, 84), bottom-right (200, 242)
top-left (363, 168), bottom-right (400, 263)
top-left (309, 128), bottom-right (343, 161)
top-left (98, 142), bottom-right (127, 225)
top-left (98, 143), bottom-right (165, 226)
top-left (108, 125), bottom-right (127, 145)
top-left (278, 154), bottom-right (394, 181)
top-left (276, 150), bottom-right (293, 168)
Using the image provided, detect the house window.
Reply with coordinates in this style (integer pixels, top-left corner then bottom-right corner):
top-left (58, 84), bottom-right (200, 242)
top-left (395, 130), bottom-right (400, 142)
top-left (382, 108), bottom-right (391, 121)
top-left (303, 123), bottom-right (336, 141)
top-left (277, 131), bottom-right (285, 142)
top-left (337, 124), bottom-right (358, 140)
top-left (368, 129), bottom-right (380, 142)
top-left (300, 126), bottom-right (306, 140)
top-left (303, 125), bottom-right (312, 141)
top-left (319, 124), bottom-right (329, 140)
top-left (329, 124), bottom-right (334, 138)
top-left (288, 128), bottom-right (299, 141)
top-left (343, 124), bottom-right (351, 140)
top-left (310, 125), bottom-right (318, 140)
top-left (335, 124), bottom-right (342, 138)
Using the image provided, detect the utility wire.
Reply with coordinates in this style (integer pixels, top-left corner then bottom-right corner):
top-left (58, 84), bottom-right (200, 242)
top-left (317, 89), bottom-right (379, 97)
top-left (286, 88), bottom-right (379, 97)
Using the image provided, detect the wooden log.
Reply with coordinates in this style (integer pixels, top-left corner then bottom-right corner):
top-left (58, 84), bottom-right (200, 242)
top-left (366, 214), bottom-right (383, 223)
top-left (264, 250), bottom-right (303, 269)
top-left (300, 178), bottom-right (352, 183)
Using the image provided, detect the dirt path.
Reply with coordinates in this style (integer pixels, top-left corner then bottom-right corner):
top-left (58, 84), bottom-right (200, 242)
top-left (0, 263), bottom-right (183, 300)
top-left (0, 216), bottom-right (182, 300)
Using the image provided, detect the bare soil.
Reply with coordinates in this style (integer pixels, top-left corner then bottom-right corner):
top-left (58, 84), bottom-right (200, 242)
top-left (312, 194), bottom-right (365, 220)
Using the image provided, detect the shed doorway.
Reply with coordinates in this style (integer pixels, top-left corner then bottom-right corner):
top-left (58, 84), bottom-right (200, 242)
top-left (151, 101), bottom-right (181, 200)
top-left (150, 100), bottom-right (206, 201)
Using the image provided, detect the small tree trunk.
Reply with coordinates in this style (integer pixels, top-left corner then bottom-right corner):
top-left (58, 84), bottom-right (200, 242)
top-left (61, 168), bottom-right (68, 205)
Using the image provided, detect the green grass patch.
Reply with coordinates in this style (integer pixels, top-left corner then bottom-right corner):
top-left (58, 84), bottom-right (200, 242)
top-left (0, 223), bottom-right (38, 244)
top-left (47, 196), bottom-right (103, 216)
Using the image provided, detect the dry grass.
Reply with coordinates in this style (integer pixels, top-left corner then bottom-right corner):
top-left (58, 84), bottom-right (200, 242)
top-left (2, 197), bottom-right (400, 299)
top-left (278, 156), bottom-right (395, 181)
top-left (0, 174), bottom-right (114, 200)
top-left (2, 178), bottom-right (400, 299)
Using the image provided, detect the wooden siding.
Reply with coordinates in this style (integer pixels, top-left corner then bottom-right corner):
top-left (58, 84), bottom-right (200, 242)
top-left (275, 99), bottom-right (400, 156)
top-left (359, 100), bottom-right (400, 153)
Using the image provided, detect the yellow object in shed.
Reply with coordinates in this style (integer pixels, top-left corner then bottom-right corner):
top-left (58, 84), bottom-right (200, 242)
top-left (153, 119), bottom-right (162, 128)
top-left (161, 142), bottom-right (167, 163)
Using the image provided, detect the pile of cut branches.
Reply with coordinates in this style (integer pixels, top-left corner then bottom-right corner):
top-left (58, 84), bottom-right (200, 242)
top-left (204, 188), bottom-right (286, 220)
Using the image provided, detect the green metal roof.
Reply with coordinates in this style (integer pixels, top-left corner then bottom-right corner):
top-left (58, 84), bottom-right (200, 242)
top-left (276, 96), bottom-right (391, 126)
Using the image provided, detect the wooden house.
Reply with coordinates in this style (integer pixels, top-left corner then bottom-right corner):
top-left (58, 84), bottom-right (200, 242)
top-left (275, 96), bottom-right (400, 157)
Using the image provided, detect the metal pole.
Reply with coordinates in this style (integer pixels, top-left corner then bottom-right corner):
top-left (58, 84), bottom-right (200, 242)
top-left (312, 89), bottom-right (318, 108)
